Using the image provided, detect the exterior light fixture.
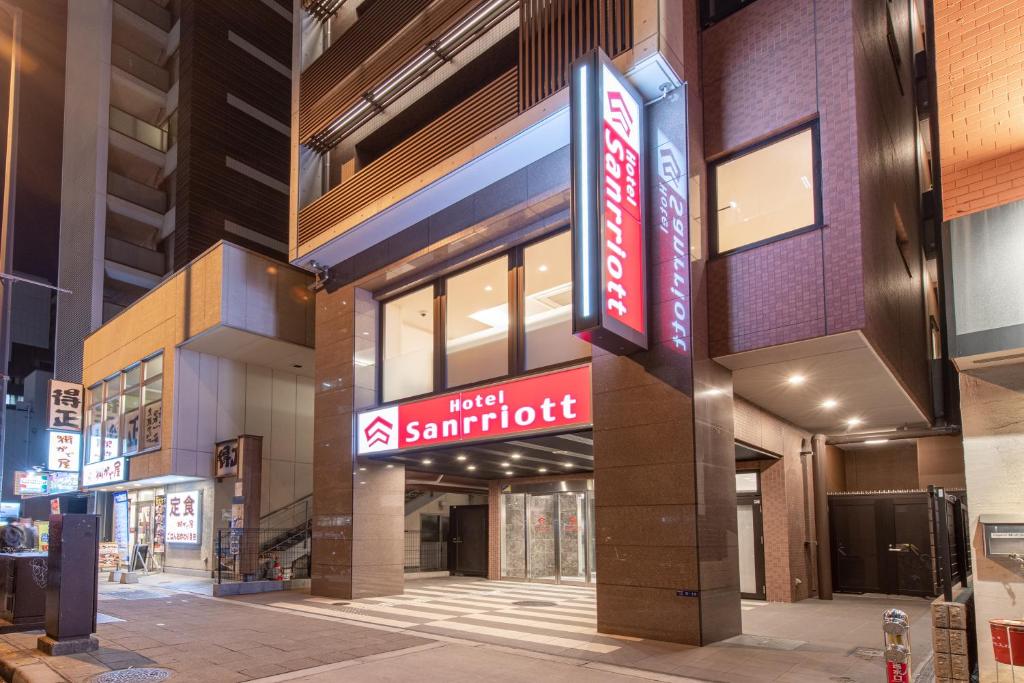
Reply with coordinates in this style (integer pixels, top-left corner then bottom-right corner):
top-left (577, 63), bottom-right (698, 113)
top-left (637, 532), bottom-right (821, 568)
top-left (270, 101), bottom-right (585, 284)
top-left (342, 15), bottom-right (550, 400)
top-left (510, 453), bottom-right (521, 460)
top-left (538, 467), bottom-right (547, 473)
top-left (787, 374), bottom-right (806, 386)
top-left (456, 454), bottom-right (467, 461)
top-left (821, 398), bottom-right (838, 409)
top-left (864, 439), bottom-right (889, 445)
top-left (421, 458), bottom-right (433, 465)
top-left (467, 465), bottom-right (477, 471)
top-left (846, 418), bottom-right (862, 427)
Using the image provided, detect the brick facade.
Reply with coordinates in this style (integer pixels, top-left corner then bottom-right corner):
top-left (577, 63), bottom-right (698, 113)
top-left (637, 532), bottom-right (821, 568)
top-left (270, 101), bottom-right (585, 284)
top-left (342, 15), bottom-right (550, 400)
top-left (935, 0), bottom-right (1024, 220)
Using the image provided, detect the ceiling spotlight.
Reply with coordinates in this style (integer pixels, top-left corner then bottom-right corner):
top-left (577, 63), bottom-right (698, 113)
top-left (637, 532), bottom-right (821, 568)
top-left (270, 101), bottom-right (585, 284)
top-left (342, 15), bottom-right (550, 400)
top-left (504, 470), bottom-right (513, 476)
top-left (846, 418), bottom-right (862, 427)
top-left (466, 465), bottom-right (476, 471)
top-left (421, 458), bottom-right (433, 465)
top-left (510, 454), bottom-right (521, 460)
top-left (484, 285), bottom-right (493, 292)
top-left (563, 462), bottom-right (573, 468)
top-left (538, 467), bottom-right (548, 473)
top-left (500, 461), bottom-right (510, 467)
top-left (456, 454), bottom-right (467, 462)
top-left (787, 374), bottom-right (806, 386)
top-left (359, 467), bottom-right (366, 472)
top-left (821, 398), bottom-right (838, 410)
top-left (864, 438), bottom-right (889, 445)
top-left (386, 464), bottom-right (394, 469)
top-left (538, 264), bottom-right (548, 272)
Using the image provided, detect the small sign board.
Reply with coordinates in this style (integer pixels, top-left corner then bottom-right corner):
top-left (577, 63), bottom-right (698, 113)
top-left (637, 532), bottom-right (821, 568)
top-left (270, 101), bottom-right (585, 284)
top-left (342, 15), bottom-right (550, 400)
top-left (47, 380), bottom-right (83, 432)
top-left (215, 439), bottom-right (239, 478)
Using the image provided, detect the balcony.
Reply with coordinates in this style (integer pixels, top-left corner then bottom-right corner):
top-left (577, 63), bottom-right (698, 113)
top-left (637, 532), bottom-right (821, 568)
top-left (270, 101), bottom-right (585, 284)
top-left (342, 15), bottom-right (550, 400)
top-left (113, 0), bottom-right (173, 65)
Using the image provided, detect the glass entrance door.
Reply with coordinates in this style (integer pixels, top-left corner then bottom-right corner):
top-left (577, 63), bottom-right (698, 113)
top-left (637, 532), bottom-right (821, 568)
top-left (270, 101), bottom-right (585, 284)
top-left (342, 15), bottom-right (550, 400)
top-left (502, 490), bottom-right (593, 584)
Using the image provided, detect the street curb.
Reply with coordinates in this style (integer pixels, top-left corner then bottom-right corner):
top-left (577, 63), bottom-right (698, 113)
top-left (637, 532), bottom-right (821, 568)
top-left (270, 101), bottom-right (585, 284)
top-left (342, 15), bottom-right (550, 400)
top-left (0, 653), bottom-right (69, 683)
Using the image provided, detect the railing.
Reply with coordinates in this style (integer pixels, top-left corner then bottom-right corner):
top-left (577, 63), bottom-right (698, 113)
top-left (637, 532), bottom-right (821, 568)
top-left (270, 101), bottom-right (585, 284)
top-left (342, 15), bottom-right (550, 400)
top-left (110, 106), bottom-right (170, 152)
top-left (404, 539), bottom-right (448, 572)
top-left (261, 495), bottom-right (312, 533)
top-left (297, 67), bottom-right (519, 246)
top-left (111, 44), bottom-right (171, 91)
top-left (215, 527), bottom-right (311, 584)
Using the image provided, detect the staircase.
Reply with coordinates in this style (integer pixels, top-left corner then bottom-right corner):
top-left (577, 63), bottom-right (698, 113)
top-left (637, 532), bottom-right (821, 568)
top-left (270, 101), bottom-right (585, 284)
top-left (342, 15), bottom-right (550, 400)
top-left (259, 495), bottom-right (312, 555)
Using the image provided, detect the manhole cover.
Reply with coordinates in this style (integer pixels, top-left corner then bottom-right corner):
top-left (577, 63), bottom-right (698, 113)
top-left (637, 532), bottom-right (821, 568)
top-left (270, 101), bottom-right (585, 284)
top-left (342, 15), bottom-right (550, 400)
top-left (512, 600), bottom-right (557, 607)
top-left (94, 668), bottom-right (173, 682)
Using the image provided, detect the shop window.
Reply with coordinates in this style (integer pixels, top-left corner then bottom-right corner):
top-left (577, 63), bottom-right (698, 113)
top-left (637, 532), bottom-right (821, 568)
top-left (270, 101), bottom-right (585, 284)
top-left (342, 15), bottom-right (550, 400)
top-left (103, 376), bottom-right (121, 459)
top-left (122, 364), bottom-right (141, 455)
top-left (382, 286), bottom-right (435, 402)
top-left (445, 257), bottom-right (509, 387)
top-left (523, 232), bottom-right (590, 370)
top-left (85, 384), bottom-right (103, 464)
top-left (711, 125), bottom-right (821, 254)
top-left (736, 471), bottom-right (760, 493)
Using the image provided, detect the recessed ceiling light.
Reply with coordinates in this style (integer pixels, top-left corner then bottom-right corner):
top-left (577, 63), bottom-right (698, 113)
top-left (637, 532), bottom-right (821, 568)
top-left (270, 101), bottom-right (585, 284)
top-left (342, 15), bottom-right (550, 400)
top-left (500, 461), bottom-right (510, 467)
top-left (821, 398), bottom-right (838, 409)
top-left (504, 470), bottom-right (513, 476)
top-left (421, 458), bottom-right (432, 465)
top-left (538, 467), bottom-right (547, 473)
top-left (456, 454), bottom-right (467, 462)
top-left (538, 264), bottom-right (548, 272)
top-left (484, 285), bottom-right (493, 292)
top-left (359, 467), bottom-right (366, 471)
top-left (510, 454), bottom-right (521, 460)
top-left (787, 374), bottom-right (806, 386)
top-left (466, 465), bottom-right (476, 471)
top-left (864, 438), bottom-right (889, 445)
top-left (563, 463), bottom-right (573, 468)
top-left (386, 464), bottom-right (394, 468)
top-left (846, 418), bottom-right (862, 427)
top-left (705, 387), bottom-right (723, 396)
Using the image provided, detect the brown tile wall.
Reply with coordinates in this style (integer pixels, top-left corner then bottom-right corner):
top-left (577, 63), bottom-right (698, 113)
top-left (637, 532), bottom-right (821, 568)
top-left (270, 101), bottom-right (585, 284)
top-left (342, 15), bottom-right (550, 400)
top-left (935, 0), bottom-right (1024, 220)
top-left (842, 442), bottom-right (920, 492)
top-left (704, 0), bottom-right (930, 416)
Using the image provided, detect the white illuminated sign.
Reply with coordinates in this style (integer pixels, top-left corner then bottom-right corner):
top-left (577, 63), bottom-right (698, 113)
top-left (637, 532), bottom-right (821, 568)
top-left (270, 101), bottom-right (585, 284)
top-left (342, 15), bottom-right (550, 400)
top-left (47, 432), bottom-right (81, 472)
top-left (166, 490), bottom-right (201, 545)
top-left (82, 457), bottom-right (127, 487)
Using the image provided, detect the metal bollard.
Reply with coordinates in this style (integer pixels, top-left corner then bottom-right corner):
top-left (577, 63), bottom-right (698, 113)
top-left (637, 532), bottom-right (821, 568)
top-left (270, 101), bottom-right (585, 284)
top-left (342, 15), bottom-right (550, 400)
top-left (884, 608), bottom-right (912, 683)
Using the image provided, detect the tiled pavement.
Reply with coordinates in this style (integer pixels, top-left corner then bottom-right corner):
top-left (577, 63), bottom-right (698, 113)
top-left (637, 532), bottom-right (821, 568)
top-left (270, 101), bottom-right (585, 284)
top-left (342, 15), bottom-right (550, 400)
top-left (0, 575), bottom-right (935, 682)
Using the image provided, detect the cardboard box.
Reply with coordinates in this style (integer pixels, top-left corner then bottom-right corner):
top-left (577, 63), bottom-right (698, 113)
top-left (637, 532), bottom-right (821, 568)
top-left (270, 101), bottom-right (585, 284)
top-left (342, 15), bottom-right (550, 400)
top-left (933, 652), bottom-right (952, 679)
top-left (932, 602), bottom-right (949, 628)
top-left (950, 653), bottom-right (970, 680)
top-left (947, 602), bottom-right (968, 630)
top-left (933, 627), bottom-right (950, 654)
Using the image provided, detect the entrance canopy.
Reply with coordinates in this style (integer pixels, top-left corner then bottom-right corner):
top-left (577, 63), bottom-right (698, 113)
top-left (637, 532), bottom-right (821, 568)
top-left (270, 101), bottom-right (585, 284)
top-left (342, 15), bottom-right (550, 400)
top-left (364, 430), bottom-right (593, 480)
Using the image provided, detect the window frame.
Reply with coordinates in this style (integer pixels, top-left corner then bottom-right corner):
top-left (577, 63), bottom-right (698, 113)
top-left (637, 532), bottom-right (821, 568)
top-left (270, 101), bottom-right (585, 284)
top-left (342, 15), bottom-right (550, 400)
top-left (375, 228), bottom-right (590, 407)
top-left (701, 0), bottom-right (762, 29)
top-left (709, 121), bottom-right (823, 257)
top-left (86, 350), bottom-right (165, 463)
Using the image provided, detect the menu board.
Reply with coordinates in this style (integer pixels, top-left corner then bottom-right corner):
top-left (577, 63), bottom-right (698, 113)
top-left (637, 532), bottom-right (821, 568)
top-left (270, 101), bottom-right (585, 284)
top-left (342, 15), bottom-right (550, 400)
top-left (98, 542), bottom-right (120, 570)
top-left (113, 491), bottom-right (130, 564)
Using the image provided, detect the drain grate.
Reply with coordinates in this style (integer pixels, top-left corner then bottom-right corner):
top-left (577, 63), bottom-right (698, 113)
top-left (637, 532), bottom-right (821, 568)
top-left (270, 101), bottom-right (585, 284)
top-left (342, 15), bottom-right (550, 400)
top-left (512, 600), bottom-right (557, 607)
top-left (94, 668), bottom-right (173, 682)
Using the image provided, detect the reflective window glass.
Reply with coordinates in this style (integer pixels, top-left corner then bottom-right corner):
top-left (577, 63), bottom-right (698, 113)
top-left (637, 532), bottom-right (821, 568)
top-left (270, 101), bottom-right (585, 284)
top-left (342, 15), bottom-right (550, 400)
top-left (446, 257), bottom-right (509, 387)
top-left (382, 287), bottom-right (434, 402)
top-left (523, 232), bottom-right (589, 370)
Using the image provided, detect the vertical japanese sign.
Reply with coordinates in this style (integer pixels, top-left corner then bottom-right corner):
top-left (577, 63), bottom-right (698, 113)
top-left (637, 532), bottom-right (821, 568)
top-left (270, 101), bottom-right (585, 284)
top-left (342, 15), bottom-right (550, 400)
top-left (142, 401), bottom-right (162, 450)
top-left (47, 380), bottom-right (83, 432)
top-left (165, 490), bottom-right (201, 545)
top-left (113, 491), bottom-right (130, 563)
top-left (47, 432), bottom-right (81, 472)
top-left (152, 495), bottom-right (166, 553)
top-left (571, 48), bottom-right (647, 354)
top-left (123, 408), bottom-right (140, 454)
top-left (215, 439), bottom-right (239, 478)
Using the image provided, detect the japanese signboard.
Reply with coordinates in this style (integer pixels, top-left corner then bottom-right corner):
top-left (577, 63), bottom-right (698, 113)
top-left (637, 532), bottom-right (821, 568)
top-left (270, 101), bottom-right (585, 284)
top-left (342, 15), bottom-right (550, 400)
top-left (113, 491), bottom-right (130, 563)
top-left (165, 490), bottom-right (201, 546)
top-left (48, 472), bottom-right (80, 495)
top-left (47, 380), bottom-right (83, 432)
top-left (215, 439), bottom-right (239, 478)
top-left (14, 471), bottom-right (47, 497)
top-left (0, 502), bottom-right (19, 519)
top-left (571, 48), bottom-right (648, 355)
top-left (123, 408), bottom-right (140, 454)
top-left (47, 431), bottom-right (81, 472)
top-left (142, 401), bottom-right (162, 451)
top-left (152, 495), bottom-right (166, 553)
top-left (82, 457), bottom-right (127, 487)
top-left (356, 365), bottom-right (592, 455)
top-left (104, 412), bottom-right (119, 459)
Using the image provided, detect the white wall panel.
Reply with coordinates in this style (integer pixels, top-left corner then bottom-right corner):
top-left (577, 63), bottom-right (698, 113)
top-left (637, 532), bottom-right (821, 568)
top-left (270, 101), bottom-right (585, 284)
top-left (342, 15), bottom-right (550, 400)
top-left (271, 371), bottom-right (297, 462)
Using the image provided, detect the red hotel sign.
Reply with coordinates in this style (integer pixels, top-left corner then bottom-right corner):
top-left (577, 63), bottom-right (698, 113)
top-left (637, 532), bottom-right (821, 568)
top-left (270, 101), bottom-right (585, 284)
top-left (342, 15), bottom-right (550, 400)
top-left (570, 48), bottom-right (647, 354)
top-left (356, 365), bottom-right (592, 455)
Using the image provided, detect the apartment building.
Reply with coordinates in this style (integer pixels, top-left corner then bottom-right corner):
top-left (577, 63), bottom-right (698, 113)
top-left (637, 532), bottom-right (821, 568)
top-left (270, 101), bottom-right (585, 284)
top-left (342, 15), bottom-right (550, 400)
top-left (284, 0), bottom-right (963, 647)
top-left (54, 0), bottom-right (294, 382)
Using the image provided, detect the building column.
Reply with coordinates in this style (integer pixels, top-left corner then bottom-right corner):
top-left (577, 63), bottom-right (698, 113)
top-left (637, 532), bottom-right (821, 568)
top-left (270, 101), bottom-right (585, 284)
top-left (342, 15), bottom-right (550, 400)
top-left (311, 283), bottom-right (404, 599)
top-left (959, 366), bottom-right (1024, 683)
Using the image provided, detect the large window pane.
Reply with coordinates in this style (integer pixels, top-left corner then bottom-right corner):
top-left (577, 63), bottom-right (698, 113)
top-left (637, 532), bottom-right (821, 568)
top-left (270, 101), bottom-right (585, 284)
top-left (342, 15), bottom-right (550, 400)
top-left (446, 257), bottom-right (508, 387)
top-left (524, 232), bottom-right (589, 370)
top-left (383, 286), bottom-right (434, 402)
top-left (714, 127), bottom-right (817, 253)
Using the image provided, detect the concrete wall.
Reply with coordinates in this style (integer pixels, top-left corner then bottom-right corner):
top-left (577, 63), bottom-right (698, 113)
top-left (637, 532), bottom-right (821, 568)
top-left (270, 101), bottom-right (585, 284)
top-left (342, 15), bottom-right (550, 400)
top-left (935, 0), bottom-right (1024, 220)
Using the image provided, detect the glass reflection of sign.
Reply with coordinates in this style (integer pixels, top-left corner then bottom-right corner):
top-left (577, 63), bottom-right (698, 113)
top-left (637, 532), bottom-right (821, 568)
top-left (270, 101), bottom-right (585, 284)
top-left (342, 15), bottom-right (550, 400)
top-left (143, 400), bottom-right (162, 450)
top-left (356, 365), bottom-right (592, 455)
top-left (47, 432), bottom-right (81, 472)
top-left (570, 48), bottom-right (647, 355)
top-left (166, 490), bottom-right (201, 545)
top-left (14, 471), bottom-right (47, 497)
top-left (82, 457), bottom-right (127, 487)
top-left (47, 379), bottom-right (83, 432)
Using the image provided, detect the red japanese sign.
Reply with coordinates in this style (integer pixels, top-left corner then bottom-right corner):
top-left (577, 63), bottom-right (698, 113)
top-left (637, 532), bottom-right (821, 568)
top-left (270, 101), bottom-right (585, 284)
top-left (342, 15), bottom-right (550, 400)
top-left (356, 365), bottom-right (592, 455)
top-left (165, 490), bottom-right (200, 545)
top-left (886, 661), bottom-right (909, 683)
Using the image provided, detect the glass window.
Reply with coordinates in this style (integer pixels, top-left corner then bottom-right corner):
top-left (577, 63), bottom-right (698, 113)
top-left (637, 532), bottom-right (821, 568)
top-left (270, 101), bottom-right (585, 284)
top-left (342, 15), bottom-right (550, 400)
top-left (523, 232), bottom-right (590, 370)
top-left (103, 376), bottom-right (121, 459)
top-left (736, 471), bottom-right (760, 493)
top-left (446, 257), bottom-right (509, 387)
top-left (713, 127), bottom-right (818, 253)
top-left (144, 354), bottom-right (163, 380)
top-left (383, 286), bottom-right (435, 402)
top-left (86, 384), bottom-right (103, 464)
top-left (122, 364), bottom-right (141, 455)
